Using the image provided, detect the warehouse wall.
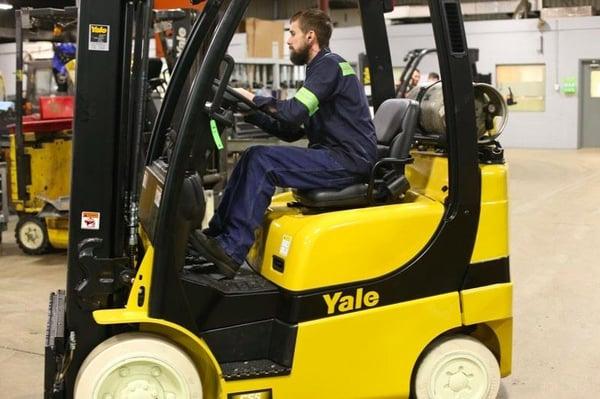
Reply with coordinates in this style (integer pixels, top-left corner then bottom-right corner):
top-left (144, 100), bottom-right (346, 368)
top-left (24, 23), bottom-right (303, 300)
top-left (2, 15), bottom-right (598, 148)
top-left (330, 16), bottom-right (600, 149)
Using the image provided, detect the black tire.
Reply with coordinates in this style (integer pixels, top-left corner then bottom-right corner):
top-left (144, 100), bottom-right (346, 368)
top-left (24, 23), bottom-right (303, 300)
top-left (15, 215), bottom-right (51, 255)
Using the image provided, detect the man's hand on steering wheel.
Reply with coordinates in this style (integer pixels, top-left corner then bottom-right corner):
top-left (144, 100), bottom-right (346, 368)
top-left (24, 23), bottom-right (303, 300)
top-left (233, 88), bottom-right (255, 103)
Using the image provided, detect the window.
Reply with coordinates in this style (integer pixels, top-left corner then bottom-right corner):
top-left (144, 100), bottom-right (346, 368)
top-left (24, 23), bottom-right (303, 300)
top-left (496, 64), bottom-right (545, 112)
top-left (591, 70), bottom-right (600, 98)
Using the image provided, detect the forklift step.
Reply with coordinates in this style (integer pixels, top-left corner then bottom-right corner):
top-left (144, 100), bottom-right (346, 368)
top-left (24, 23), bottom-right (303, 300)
top-left (180, 264), bottom-right (281, 331)
top-left (182, 263), bottom-right (278, 295)
top-left (221, 359), bottom-right (291, 381)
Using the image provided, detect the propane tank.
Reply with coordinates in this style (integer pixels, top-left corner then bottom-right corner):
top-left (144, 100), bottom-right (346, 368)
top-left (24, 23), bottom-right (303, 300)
top-left (407, 81), bottom-right (508, 142)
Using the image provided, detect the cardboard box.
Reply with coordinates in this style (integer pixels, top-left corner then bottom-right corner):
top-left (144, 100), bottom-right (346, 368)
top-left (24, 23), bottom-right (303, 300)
top-left (243, 18), bottom-right (285, 59)
top-left (541, 6), bottom-right (596, 19)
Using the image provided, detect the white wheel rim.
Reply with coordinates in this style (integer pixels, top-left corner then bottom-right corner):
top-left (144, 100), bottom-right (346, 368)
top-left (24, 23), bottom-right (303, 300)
top-left (19, 221), bottom-right (44, 250)
top-left (429, 351), bottom-right (490, 399)
top-left (75, 333), bottom-right (202, 399)
top-left (94, 357), bottom-right (190, 399)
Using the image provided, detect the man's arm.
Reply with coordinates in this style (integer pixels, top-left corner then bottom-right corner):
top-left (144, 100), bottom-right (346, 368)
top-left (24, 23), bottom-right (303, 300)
top-left (244, 111), bottom-right (306, 142)
top-left (236, 58), bottom-right (339, 127)
top-left (234, 88), bottom-right (305, 141)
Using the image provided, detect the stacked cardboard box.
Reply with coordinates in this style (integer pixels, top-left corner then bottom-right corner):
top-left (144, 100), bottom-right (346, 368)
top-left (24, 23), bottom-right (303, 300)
top-left (241, 18), bottom-right (285, 59)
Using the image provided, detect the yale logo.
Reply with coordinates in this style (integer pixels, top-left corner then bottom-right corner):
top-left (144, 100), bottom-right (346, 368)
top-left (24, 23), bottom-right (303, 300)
top-left (91, 25), bottom-right (108, 34)
top-left (323, 288), bottom-right (380, 315)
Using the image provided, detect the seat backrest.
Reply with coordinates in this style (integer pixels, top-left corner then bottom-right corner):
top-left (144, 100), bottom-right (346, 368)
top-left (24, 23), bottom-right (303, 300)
top-left (388, 99), bottom-right (419, 159)
top-left (292, 99), bottom-right (420, 210)
top-left (374, 98), bottom-right (417, 146)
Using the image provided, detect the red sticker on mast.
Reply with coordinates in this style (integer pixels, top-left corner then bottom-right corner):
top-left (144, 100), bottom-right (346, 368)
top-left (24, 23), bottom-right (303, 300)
top-left (81, 211), bottom-right (100, 230)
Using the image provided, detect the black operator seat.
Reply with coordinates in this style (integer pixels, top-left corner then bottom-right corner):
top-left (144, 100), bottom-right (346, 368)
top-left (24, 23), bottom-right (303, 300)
top-left (293, 98), bottom-right (420, 209)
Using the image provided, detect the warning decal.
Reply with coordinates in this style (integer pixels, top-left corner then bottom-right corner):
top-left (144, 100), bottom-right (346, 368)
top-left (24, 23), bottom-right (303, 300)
top-left (279, 234), bottom-right (292, 257)
top-left (81, 211), bottom-right (100, 230)
top-left (89, 24), bottom-right (110, 51)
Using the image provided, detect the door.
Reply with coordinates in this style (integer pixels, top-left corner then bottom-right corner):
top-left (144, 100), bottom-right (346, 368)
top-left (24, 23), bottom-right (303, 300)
top-left (580, 60), bottom-right (600, 147)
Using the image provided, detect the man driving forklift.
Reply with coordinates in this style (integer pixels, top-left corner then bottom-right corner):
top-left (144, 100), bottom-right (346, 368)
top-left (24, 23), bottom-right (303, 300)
top-left (197, 8), bottom-right (377, 277)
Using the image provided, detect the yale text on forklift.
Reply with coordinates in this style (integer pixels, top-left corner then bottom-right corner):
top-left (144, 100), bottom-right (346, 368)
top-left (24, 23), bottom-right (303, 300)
top-left (323, 288), bottom-right (380, 315)
top-left (90, 25), bottom-right (108, 34)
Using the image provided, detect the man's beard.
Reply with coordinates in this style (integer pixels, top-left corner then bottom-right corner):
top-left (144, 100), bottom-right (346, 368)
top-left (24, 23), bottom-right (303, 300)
top-left (290, 44), bottom-right (310, 66)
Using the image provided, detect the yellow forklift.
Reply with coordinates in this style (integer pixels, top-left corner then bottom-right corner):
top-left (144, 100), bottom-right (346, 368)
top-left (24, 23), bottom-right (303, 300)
top-left (9, 7), bottom-right (77, 254)
top-left (45, 0), bottom-right (512, 398)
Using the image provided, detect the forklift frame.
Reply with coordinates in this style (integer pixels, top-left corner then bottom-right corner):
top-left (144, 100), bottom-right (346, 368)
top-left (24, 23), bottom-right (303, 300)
top-left (45, 0), bottom-right (511, 397)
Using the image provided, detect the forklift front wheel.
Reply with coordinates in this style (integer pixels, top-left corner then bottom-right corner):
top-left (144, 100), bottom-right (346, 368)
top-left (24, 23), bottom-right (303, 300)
top-left (414, 334), bottom-right (500, 399)
top-left (74, 332), bottom-right (203, 398)
top-left (15, 215), bottom-right (51, 255)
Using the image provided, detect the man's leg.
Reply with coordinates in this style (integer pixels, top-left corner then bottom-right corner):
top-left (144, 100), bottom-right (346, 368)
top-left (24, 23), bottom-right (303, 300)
top-left (205, 148), bottom-right (253, 237)
top-left (212, 145), bottom-right (361, 266)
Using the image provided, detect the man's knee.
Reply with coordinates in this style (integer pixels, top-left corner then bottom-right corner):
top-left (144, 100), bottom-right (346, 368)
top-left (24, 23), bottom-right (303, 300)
top-left (243, 145), bottom-right (270, 160)
top-left (242, 145), bottom-right (273, 169)
top-left (240, 146), bottom-right (281, 184)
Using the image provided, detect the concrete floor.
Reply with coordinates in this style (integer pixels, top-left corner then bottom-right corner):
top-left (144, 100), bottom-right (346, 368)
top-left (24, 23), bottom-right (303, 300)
top-left (0, 148), bottom-right (599, 398)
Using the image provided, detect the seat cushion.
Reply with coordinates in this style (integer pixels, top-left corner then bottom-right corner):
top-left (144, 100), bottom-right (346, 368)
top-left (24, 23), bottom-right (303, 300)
top-left (293, 184), bottom-right (369, 208)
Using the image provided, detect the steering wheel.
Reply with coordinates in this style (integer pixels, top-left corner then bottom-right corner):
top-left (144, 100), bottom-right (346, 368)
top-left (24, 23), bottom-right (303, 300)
top-left (211, 79), bottom-right (286, 122)
top-left (211, 79), bottom-right (257, 113)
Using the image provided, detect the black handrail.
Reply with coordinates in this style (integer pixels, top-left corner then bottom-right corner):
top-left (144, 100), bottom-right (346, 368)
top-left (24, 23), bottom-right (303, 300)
top-left (146, 0), bottom-right (223, 163)
top-left (150, 0), bottom-right (251, 318)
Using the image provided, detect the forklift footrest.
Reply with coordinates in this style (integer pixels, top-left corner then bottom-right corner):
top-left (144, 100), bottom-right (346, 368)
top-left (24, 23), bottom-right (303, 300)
top-left (222, 359), bottom-right (291, 381)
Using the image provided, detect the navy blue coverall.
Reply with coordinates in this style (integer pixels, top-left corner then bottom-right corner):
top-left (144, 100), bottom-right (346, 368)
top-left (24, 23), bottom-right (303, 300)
top-left (206, 49), bottom-right (377, 265)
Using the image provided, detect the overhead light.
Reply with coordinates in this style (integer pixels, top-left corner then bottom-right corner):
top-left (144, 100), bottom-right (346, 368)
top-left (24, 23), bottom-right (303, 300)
top-left (0, 1), bottom-right (13, 11)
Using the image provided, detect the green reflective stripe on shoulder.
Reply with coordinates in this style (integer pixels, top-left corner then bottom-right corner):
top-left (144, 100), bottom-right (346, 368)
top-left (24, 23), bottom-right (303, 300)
top-left (294, 87), bottom-right (319, 116)
top-left (339, 62), bottom-right (355, 76)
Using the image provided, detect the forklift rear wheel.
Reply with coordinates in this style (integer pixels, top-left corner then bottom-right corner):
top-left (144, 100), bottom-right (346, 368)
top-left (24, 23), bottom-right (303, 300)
top-left (15, 215), bottom-right (51, 255)
top-left (414, 334), bottom-right (500, 399)
top-left (74, 332), bottom-right (203, 398)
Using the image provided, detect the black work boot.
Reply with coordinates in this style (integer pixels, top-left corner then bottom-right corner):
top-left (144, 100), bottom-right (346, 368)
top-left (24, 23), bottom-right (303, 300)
top-left (191, 231), bottom-right (241, 278)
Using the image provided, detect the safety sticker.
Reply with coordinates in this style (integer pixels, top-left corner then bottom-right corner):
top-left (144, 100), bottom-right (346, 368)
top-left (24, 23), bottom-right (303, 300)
top-left (279, 234), bottom-right (292, 257)
top-left (89, 24), bottom-right (110, 51)
top-left (81, 211), bottom-right (100, 230)
top-left (154, 186), bottom-right (162, 207)
top-left (228, 389), bottom-right (272, 399)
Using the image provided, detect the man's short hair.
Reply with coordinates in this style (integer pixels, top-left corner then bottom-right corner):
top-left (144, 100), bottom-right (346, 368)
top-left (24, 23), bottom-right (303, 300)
top-left (290, 9), bottom-right (333, 49)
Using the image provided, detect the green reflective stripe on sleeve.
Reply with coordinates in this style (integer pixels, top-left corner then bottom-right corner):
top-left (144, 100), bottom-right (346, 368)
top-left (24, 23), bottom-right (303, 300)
top-left (294, 87), bottom-right (320, 116)
top-left (210, 119), bottom-right (224, 150)
top-left (339, 62), bottom-right (355, 76)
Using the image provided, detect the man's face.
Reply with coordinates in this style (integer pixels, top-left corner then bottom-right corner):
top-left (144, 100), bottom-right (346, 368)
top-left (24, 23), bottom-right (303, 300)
top-left (287, 20), bottom-right (311, 66)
